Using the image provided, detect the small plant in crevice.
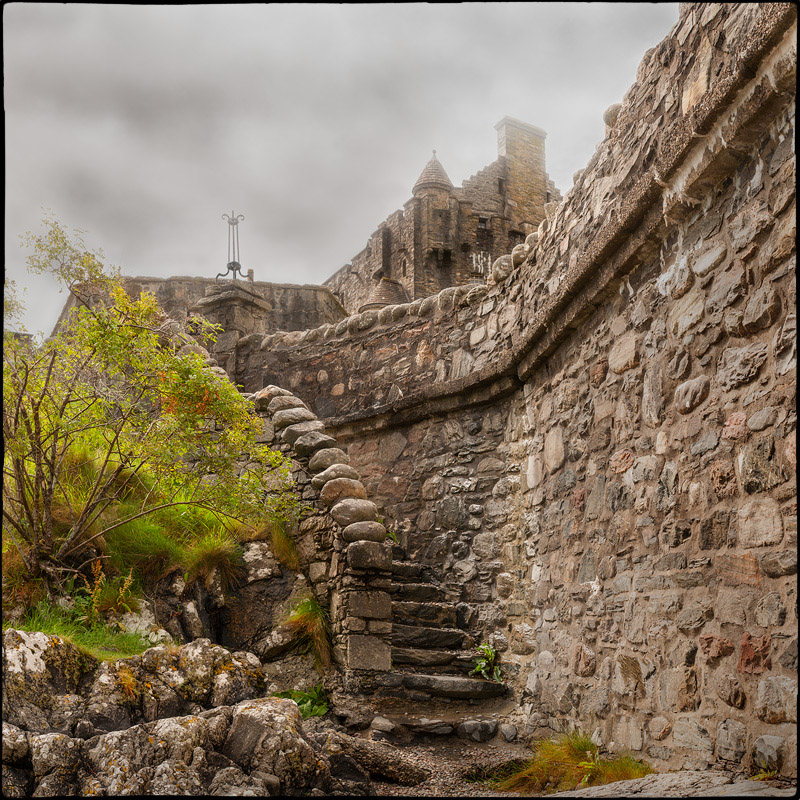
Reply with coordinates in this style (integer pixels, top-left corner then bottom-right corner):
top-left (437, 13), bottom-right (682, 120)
top-left (284, 594), bottom-right (332, 672)
top-left (751, 760), bottom-right (779, 781)
top-left (268, 519), bottom-right (301, 572)
top-left (385, 528), bottom-right (399, 544)
top-left (273, 684), bottom-right (329, 719)
top-left (470, 643), bottom-right (503, 683)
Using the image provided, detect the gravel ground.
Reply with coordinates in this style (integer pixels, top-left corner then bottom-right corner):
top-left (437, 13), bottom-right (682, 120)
top-left (369, 736), bottom-right (526, 797)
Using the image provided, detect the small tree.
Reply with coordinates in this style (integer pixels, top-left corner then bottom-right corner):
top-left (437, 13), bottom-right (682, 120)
top-left (3, 216), bottom-right (298, 590)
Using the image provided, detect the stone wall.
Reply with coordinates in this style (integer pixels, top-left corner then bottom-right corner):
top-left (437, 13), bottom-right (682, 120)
top-left (52, 276), bottom-right (346, 339)
top-left (226, 2), bottom-right (796, 778)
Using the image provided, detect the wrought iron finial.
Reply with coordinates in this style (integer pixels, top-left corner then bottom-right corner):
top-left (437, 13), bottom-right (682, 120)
top-left (217, 211), bottom-right (246, 283)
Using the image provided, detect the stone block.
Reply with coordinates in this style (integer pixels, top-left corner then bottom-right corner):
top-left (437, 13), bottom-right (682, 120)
top-left (759, 550), bottom-right (797, 577)
top-left (346, 541), bottom-right (391, 571)
top-left (698, 634), bottom-right (734, 660)
top-left (714, 673), bottom-right (746, 709)
top-left (544, 427), bottom-right (565, 472)
top-left (717, 342), bottom-right (769, 390)
top-left (308, 448), bottom-right (350, 472)
top-left (756, 676), bottom-right (797, 723)
top-left (331, 499), bottom-right (379, 527)
top-left (281, 420), bottom-right (325, 446)
top-left (608, 332), bottom-right (639, 373)
top-left (669, 289), bottom-right (705, 337)
top-left (320, 478), bottom-right (367, 508)
top-left (752, 735), bottom-right (786, 772)
top-left (672, 718), bottom-right (712, 753)
top-left (267, 395), bottom-right (306, 414)
top-left (738, 632), bottom-right (772, 674)
top-left (294, 431), bottom-right (337, 458)
top-left (345, 591), bottom-right (391, 620)
top-left (738, 497), bottom-right (783, 548)
top-left (310, 463), bottom-right (360, 490)
top-left (456, 720), bottom-right (498, 742)
top-left (674, 375), bottom-right (710, 414)
top-left (346, 635), bottom-right (391, 672)
top-left (754, 592), bottom-right (786, 629)
top-left (716, 719), bottom-right (746, 762)
top-left (272, 407), bottom-right (316, 430)
top-left (341, 521), bottom-right (387, 543)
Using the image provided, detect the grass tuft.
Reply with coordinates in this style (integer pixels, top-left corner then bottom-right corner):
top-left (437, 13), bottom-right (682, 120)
top-left (183, 529), bottom-right (244, 590)
top-left (497, 729), bottom-right (652, 794)
top-left (268, 520), bottom-right (300, 571)
top-left (284, 594), bottom-right (332, 672)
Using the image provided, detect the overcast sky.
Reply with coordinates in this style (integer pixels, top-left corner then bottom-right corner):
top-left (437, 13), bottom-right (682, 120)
top-left (4, 2), bottom-right (678, 336)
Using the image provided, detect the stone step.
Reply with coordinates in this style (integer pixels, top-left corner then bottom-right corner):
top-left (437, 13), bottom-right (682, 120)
top-left (389, 561), bottom-right (438, 584)
top-left (392, 600), bottom-right (458, 628)
top-left (392, 646), bottom-right (477, 672)
top-left (391, 623), bottom-right (469, 650)
top-left (392, 583), bottom-right (445, 602)
top-left (399, 673), bottom-right (507, 700)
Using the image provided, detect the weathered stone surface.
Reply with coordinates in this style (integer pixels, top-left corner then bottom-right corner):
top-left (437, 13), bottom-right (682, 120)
top-left (648, 716), bottom-right (672, 741)
top-left (272, 406), bottom-right (317, 429)
top-left (282, 419), bottom-right (326, 446)
top-left (743, 285), bottom-right (781, 333)
top-left (545, 771), bottom-right (732, 797)
top-left (716, 719), bottom-right (746, 762)
top-left (699, 634), bottom-right (735, 660)
top-left (674, 375), bottom-right (710, 414)
top-left (544, 427), bottom-right (566, 472)
top-left (330, 498), bottom-right (379, 527)
top-left (738, 497), bottom-right (783, 548)
top-left (752, 735), bottom-right (786, 772)
top-left (755, 676), bottom-right (797, 723)
top-left (672, 718), bottom-right (712, 752)
top-left (754, 593), bottom-right (787, 629)
top-left (669, 289), bottom-right (705, 337)
top-left (346, 635), bottom-right (391, 672)
top-left (740, 435), bottom-right (787, 494)
top-left (267, 395), bottom-right (307, 414)
top-left (675, 602), bottom-right (713, 632)
top-left (759, 550), bottom-right (797, 577)
top-left (705, 268), bottom-right (745, 316)
top-left (608, 332), bottom-right (639, 373)
top-left (717, 343), bottom-right (769, 390)
top-left (346, 540), bottom-right (390, 570)
top-left (714, 673), bottom-right (746, 709)
top-left (308, 447), bottom-right (350, 472)
top-left (341, 521), bottom-right (387, 543)
top-left (692, 243), bottom-right (727, 276)
top-left (345, 591), bottom-right (391, 620)
top-left (738, 633), bottom-right (772, 675)
top-left (294, 430), bottom-right (337, 457)
top-left (311, 463), bottom-right (361, 489)
top-left (320, 478), bottom-right (368, 507)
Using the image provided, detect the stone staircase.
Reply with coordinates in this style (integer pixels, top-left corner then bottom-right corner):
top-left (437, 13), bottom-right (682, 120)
top-left (376, 545), bottom-right (506, 704)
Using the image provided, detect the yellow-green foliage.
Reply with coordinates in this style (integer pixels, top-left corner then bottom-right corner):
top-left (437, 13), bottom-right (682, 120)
top-left (183, 529), bottom-right (244, 590)
top-left (498, 729), bottom-right (652, 794)
top-left (285, 594), bottom-right (332, 672)
top-left (269, 520), bottom-right (301, 572)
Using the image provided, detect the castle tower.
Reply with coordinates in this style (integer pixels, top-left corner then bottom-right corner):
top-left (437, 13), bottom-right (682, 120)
top-left (495, 116), bottom-right (548, 232)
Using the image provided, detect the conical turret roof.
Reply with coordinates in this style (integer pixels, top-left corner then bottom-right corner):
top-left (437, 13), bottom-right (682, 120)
top-left (412, 150), bottom-right (453, 196)
top-left (358, 278), bottom-right (410, 312)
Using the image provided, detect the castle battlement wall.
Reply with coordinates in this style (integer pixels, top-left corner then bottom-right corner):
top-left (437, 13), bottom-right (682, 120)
top-left (232, 3), bottom-right (797, 775)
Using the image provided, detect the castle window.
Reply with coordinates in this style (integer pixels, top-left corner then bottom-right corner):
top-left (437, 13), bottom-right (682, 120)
top-left (478, 217), bottom-right (488, 230)
top-left (401, 258), bottom-right (407, 277)
top-left (498, 178), bottom-right (505, 193)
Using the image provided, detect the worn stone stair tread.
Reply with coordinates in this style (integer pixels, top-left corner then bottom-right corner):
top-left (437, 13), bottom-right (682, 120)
top-left (391, 623), bottom-right (468, 650)
top-left (391, 646), bottom-right (475, 667)
top-left (390, 561), bottom-right (437, 583)
top-left (392, 600), bottom-right (458, 627)
top-left (398, 673), bottom-right (507, 699)
top-left (392, 583), bottom-right (448, 602)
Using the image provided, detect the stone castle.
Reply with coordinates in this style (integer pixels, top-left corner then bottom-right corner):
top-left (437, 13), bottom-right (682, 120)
top-left (50, 1), bottom-right (797, 783)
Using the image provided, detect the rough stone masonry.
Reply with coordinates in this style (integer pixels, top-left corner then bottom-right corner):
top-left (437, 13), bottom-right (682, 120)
top-left (50, 0), bottom-right (798, 783)
top-left (228, 3), bottom-right (798, 779)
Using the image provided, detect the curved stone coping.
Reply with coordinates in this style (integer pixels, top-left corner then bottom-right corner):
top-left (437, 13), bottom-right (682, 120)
top-left (251, 384), bottom-right (388, 545)
top-left (251, 4), bottom-right (795, 433)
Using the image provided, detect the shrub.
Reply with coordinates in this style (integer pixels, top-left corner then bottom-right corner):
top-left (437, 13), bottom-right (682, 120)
top-left (104, 515), bottom-right (188, 582)
top-left (497, 729), bottom-right (652, 794)
top-left (284, 594), bottom-right (332, 671)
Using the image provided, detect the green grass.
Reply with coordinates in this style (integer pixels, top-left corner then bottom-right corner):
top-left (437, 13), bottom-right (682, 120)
top-left (268, 520), bottom-right (301, 571)
top-left (3, 600), bottom-right (153, 661)
top-left (285, 594), bottom-right (332, 672)
top-left (496, 729), bottom-right (652, 794)
top-left (183, 529), bottom-right (244, 590)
